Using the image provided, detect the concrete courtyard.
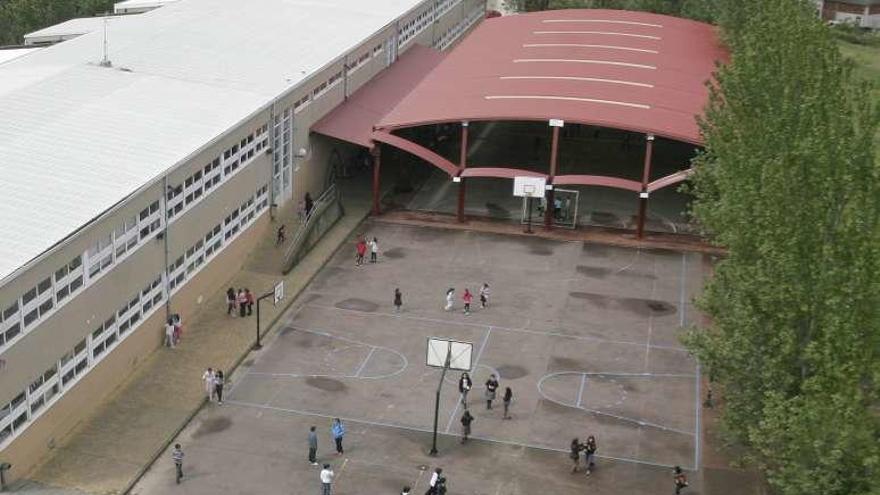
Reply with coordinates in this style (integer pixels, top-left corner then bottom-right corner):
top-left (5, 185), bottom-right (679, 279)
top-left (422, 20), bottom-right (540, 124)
top-left (132, 221), bottom-right (709, 494)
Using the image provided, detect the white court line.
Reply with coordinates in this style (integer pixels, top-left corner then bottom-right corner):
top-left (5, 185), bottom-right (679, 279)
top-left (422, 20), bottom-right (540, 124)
top-left (522, 43), bottom-right (659, 54)
top-left (411, 467), bottom-right (427, 491)
top-left (500, 75), bottom-right (654, 88)
top-left (445, 327), bottom-right (492, 433)
top-left (303, 303), bottom-right (689, 353)
top-left (541, 19), bottom-right (664, 28)
top-left (224, 400), bottom-right (692, 471)
top-left (645, 256), bottom-right (658, 371)
top-left (533, 30), bottom-right (662, 40)
top-left (537, 372), bottom-right (695, 436)
top-left (354, 346), bottom-right (377, 378)
top-left (680, 252), bottom-right (701, 470)
top-left (575, 373), bottom-right (587, 408)
top-left (679, 253), bottom-right (688, 327)
top-left (484, 95), bottom-right (650, 110)
top-left (513, 58), bottom-right (656, 70)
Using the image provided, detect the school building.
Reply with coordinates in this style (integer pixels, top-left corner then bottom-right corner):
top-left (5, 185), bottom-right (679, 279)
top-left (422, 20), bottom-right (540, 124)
top-left (0, 0), bottom-right (484, 480)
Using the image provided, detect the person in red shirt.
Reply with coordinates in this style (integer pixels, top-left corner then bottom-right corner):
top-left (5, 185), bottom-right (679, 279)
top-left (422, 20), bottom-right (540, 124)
top-left (462, 288), bottom-right (473, 315)
top-left (356, 238), bottom-right (367, 266)
top-left (245, 288), bottom-right (255, 316)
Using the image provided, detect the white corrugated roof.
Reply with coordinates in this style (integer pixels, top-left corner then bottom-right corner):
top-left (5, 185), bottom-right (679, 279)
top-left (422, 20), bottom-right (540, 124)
top-left (23, 16), bottom-right (125, 45)
top-left (0, 48), bottom-right (41, 65)
top-left (0, 0), bottom-right (423, 283)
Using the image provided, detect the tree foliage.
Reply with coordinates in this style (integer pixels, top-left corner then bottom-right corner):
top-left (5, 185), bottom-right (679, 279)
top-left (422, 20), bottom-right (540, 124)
top-left (684, 1), bottom-right (880, 494)
top-left (0, 0), bottom-right (115, 46)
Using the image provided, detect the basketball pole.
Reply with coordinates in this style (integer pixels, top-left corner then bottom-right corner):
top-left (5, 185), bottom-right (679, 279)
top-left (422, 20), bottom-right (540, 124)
top-left (430, 346), bottom-right (452, 455)
top-left (524, 196), bottom-right (533, 234)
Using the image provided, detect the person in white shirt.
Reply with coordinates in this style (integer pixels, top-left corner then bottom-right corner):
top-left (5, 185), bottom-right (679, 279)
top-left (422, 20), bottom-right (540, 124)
top-left (165, 321), bottom-right (175, 348)
top-left (320, 464), bottom-right (334, 495)
top-left (369, 237), bottom-right (379, 263)
top-left (202, 368), bottom-right (214, 402)
top-left (425, 467), bottom-right (442, 495)
top-left (479, 283), bottom-right (490, 309)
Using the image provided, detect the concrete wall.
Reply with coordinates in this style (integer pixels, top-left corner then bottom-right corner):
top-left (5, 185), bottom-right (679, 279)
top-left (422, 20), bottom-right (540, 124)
top-left (0, 307), bottom-right (164, 481)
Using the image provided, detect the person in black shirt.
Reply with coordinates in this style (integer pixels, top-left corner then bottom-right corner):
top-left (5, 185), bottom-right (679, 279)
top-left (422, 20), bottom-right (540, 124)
top-left (584, 435), bottom-right (597, 475)
top-left (485, 374), bottom-right (499, 410)
top-left (460, 410), bottom-right (473, 443)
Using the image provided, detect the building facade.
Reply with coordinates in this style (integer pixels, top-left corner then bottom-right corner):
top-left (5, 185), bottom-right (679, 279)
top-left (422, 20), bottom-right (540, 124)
top-left (0, 0), bottom-right (485, 480)
top-left (817, 0), bottom-right (880, 28)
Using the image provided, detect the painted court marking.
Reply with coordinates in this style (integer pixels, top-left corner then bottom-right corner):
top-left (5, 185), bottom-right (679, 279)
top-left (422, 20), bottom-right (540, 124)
top-left (304, 303), bottom-right (689, 353)
top-left (223, 399), bottom-right (690, 471)
top-left (241, 324), bottom-right (409, 382)
top-left (537, 371), bottom-right (695, 436)
top-left (445, 327), bottom-right (492, 433)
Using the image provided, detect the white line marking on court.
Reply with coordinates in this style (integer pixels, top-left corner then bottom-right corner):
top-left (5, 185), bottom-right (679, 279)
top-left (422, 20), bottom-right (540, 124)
top-left (224, 400), bottom-right (692, 470)
top-left (694, 363), bottom-right (702, 470)
top-left (412, 466), bottom-right (427, 491)
top-left (336, 458), bottom-right (349, 483)
top-left (537, 372), bottom-right (695, 436)
top-left (445, 327), bottom-right (492, 433)
top-left (679, 253), bottom-right (688, 327)
top-left (354, 346), bottom-right (377, 378)
top-left (645, 256), bottom-right (658, 371)
top-left (303, 303), bottom-right (689, 353)
top-left (575, 373), bottom-right (587, 408)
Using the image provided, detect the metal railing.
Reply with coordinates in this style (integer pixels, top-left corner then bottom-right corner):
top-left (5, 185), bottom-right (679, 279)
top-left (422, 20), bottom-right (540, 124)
top-left (282, 184), bottom-right (344, 274)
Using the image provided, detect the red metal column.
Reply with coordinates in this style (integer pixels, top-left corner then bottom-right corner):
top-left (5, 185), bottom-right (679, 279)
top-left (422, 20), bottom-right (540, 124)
top-left (456, 121), bottom-right (469, 223)
top-left (544, 125), bottom-right (560, 228)
top-left (636, 134), bottom-right (655, 238)
top-left (371, 145), bottom-right (381, 215)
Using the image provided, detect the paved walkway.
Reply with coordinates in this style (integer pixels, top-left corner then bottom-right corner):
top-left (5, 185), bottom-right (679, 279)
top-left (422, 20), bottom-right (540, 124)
top-left (18, 179), bottom-right (374, 494)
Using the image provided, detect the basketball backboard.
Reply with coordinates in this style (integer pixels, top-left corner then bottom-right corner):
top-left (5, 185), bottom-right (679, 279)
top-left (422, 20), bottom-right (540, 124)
top-left (513, 176), bottom-right (546, 198)
top-left (426, 338), bottom-right (473, 371)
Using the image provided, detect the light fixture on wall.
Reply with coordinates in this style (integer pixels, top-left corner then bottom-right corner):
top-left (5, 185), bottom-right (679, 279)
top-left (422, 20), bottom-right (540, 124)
top-left (293, 146), bottom-right (309, 172)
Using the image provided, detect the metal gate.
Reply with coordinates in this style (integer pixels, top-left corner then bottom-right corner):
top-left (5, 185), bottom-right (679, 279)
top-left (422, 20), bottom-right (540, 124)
top-left (521, 188), bottom-right (579, 229)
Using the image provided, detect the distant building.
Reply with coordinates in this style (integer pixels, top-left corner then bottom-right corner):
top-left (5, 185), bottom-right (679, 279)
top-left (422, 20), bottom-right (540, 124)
top-left (817, 0), bottom-right (880, 29)
top-left (23, 16), bottom-right (126, 46)
top-left (114, 0), bottom-right (180, 15)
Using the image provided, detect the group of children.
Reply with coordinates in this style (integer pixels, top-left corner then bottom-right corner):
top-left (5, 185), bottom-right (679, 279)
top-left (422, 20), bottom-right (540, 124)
top-left (444, 284), bottom-right (490, 316)
top-left (202, 367), bottom-right (227, 405)
top-left (225, 287), bottom-right (255, 317)
top-left (569, 436), bottom-right (599, 475)
top-left (355, 235), bottom-right (379, 266)
top-left (457, 372), bottom-right (513, 443)
top-left (164, 314), bottom-right (183, 348)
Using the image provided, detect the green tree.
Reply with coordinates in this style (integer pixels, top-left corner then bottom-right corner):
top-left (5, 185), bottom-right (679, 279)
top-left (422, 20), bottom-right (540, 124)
top-left (684, 1), bottom-right (880, 494)
top-left (0, 0), bottom-right (114, 46)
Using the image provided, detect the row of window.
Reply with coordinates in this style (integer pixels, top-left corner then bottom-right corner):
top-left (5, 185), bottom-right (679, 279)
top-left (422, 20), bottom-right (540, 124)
top-left (167, 124), bottom-right (269, 220)
top-left (168, 183), bottom-right (270, 295)
top-left (399, 1), bottom-right (439, 48)
top-left (0, 178), bottom-right (271, 449)
top-left (436, 3), bottom-right (482, 51)
top-left (0, 271), bottom-right (165, 447)
top-left (0, 200), bottom-right (163, 354)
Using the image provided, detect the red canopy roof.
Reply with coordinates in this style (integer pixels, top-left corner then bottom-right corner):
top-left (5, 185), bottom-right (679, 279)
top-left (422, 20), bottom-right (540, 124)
top-left (312, 44), bottom-right (446, 147)
top-left (376, 9), bottom-right (727, 145)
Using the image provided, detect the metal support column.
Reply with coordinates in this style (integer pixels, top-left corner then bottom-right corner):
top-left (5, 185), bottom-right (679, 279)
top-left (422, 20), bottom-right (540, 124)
top-left (371, 145), bottom-right (381, 215)
top-left (636, 134), bottom-right (655, 239)
top-left (456, 121), bottom-right (469, 223)
top-left (544, 123), bottom-right (561, 228)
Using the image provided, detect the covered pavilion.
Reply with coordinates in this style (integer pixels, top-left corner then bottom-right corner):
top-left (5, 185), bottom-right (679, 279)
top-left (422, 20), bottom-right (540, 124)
top-left (314, 9), bottom-right (728, 236)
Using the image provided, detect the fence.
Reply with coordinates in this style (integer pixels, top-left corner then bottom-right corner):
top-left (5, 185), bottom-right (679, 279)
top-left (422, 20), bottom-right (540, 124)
top-left (282, 184), bottom-right (345, 274)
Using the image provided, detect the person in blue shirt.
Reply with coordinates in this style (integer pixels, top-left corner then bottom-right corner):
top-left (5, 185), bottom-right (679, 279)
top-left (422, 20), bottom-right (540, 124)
top-left (331, 418), bottom-right (345, 455)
